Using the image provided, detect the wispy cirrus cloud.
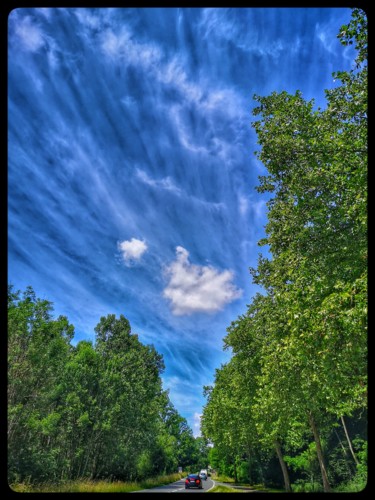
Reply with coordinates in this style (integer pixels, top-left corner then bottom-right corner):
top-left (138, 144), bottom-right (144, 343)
top-left (163, 246), bottom-right (242, 316)
top-left (99, 24), bottom-right (203, 107)
top-left (12, 14), bottom-right (46, 52)
top-left (74, 8), bottom-right (249, 174)
top-left (198, 8), bottom-right (285, 57)
top-left (135, 168), bottom-right (182, 196)
top-left (8, 6), bottom-right (355, 436)
top-left (162, 375), bottom-right (205, 416)
top-left (162, 372), bottom-right (214, 436)
top-left (238, 194), bottom-right (249, 217)
top-left (9, 10), bottom-right (62, 72)
top-left (315, 18), bottom-right (356, 62)
top-left (135, 166), bottom-right (225, 214)
top-left (100, 26), bottom-right (163, 71)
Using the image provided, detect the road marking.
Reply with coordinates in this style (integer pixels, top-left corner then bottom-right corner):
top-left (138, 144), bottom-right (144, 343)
top-left (206, 480), bottom-right (216, 492)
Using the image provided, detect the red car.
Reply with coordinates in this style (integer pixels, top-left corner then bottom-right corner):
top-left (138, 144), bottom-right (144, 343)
top-left (185, 474), bottom-right (203, 489)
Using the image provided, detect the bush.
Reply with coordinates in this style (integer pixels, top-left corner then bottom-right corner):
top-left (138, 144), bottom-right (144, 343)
top-left (291, 479), bottom-right (323, 493)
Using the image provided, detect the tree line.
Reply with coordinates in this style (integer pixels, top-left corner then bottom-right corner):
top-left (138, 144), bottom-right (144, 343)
top-left (201, 9), bottom-right (367, 493)
top-left (8, 286), bottom-right (209, 485)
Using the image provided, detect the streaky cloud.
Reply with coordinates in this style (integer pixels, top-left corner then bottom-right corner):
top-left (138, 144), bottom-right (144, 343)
top-left (8, 6), bottom-right (355, 435)
top-left (135, 168), bottom-right (182, 196)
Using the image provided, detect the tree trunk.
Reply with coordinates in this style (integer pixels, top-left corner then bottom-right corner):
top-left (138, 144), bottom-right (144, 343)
top-left (341, 415), bottom-right (359, 466)
top-left (257, 452), bottom-right (265, 485)
top-left (274, 439), bottom-right (292, 492)
top-left (308, 411), bottom-right (331, 492)
top-left (334, 428), bottom-right (354, 477)
top-left (247, 446), bottom-right (252, 484)
top-left (334, 428), bottom-right (347, 456)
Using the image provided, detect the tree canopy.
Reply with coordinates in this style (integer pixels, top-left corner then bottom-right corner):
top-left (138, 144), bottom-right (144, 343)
top-left (201, 8), bottom-right (367, 493)
top-left (8, 285), bottom-right (209, 484)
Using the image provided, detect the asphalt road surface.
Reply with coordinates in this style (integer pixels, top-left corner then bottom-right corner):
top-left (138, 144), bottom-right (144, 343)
top-left (134, 476), bottom-right (215, 493)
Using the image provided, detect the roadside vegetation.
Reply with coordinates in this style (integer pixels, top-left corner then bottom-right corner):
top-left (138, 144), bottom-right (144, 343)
top-left (210, 474), bottom-right (282, 493)
top-left (8, 286), bottom-right (210, 489)
top-left (208, 484), bottom-right (245, 493)
top-left (10, 472), bottom-right (186, 493)
top-left (201, 8), bottom-right (367, 494)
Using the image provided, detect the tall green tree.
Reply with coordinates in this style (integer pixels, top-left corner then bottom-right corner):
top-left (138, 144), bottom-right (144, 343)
top-left (225, 293), bottom-right (294, 491)
top-left (202, 7), bottom-right (367, 493)
top-left (58, 340), bottom-right (101, 479)
top-left (8, 285), bottom-right (75, 483)
top-left (8, 286), bottom-right (198, 485)
top-left (92, 314), bottom-right (165, 480)
top-left (160, 398), bottom-right (201, 471)
top-left (202, 354), bottom-right (263, 484)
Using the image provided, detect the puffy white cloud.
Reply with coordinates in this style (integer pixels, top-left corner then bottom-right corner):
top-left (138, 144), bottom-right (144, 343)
top-left (163, 246), bottom-right (242, 315)
top-left (118, 238), bottom-right (148, 265)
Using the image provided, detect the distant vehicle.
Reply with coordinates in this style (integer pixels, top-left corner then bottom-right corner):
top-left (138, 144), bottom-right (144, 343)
top-left (185, 474), bottom-right (203, 489)
top-left (199, 470), bottom-right (208, 480)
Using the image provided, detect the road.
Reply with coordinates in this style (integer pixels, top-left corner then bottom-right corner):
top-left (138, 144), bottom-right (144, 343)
top-left (134, 476), bottom-right (215, 493)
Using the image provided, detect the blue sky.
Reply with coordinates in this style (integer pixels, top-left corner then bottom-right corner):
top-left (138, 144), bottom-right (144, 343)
top-left (8, 7), bottom-right (355, 436)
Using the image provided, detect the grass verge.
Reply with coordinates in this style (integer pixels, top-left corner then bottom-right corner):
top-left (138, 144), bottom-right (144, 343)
top-left (207, 484), bottom-right (247, 493)
top-left (210, 475), bottom-right (282, 493)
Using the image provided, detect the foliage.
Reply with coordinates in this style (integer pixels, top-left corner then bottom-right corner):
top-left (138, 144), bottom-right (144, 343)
top-left (9, 472), bottom-right (187, 493)
top-left (8, 7), bottom-right (367, 492)
top-left (291, 479), bottom-right (323, 493)
top-left (207, 484), bottom-right (245, 493)
top-left (284, 442), bottom-right (321, 486)
top-left (352, 438), bottom-right (367, 485)
top-left (8, 285), bottom-right (207, 484)
top-left (201, 8), bottom-right (367, 493)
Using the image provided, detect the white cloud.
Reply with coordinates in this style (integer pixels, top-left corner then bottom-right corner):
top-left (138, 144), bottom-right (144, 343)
top-left (136, 167), bottom-right (225, 212)
top-left (168, 105), bottom-right (209, 155)
top-left (74, 9), bottom-right (101, 30)
top-left (252, 199), bottom-right (267, 220)
top-left (163, 246), bottom-right (242, 315)
top-left (199, 8), bottom-right (286, 58)
top-left (96, 18), bottom-right (249, 167)
top-left (100, 27), bottom-right (201, 107)
top-left (159, 57), bottom-right (203, 105)
top-left (162, 375), bottom-right (202, 411)
top-left (101, 29), bottom-right (130, 58)
top-left (239, 195), bottom-right (249, 217)
top-left (118, 238), bottom-right (148, 265)
top-left (35, 8), bottom-right (54, 20)
top-left (98, 21), bottom-right (245, 117)
top-left (135, 168), bottom-right (182, 196)
top-left (100, 27), bottom-right (162, 69)
top-left (316, 22), bottom-right (340, 56)
top-left (9, 12), bottom-right (60, 72)
top-left (168, 90), bottom-right (247, 164)
top-left (14, 15), bottom-right (46, 52)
